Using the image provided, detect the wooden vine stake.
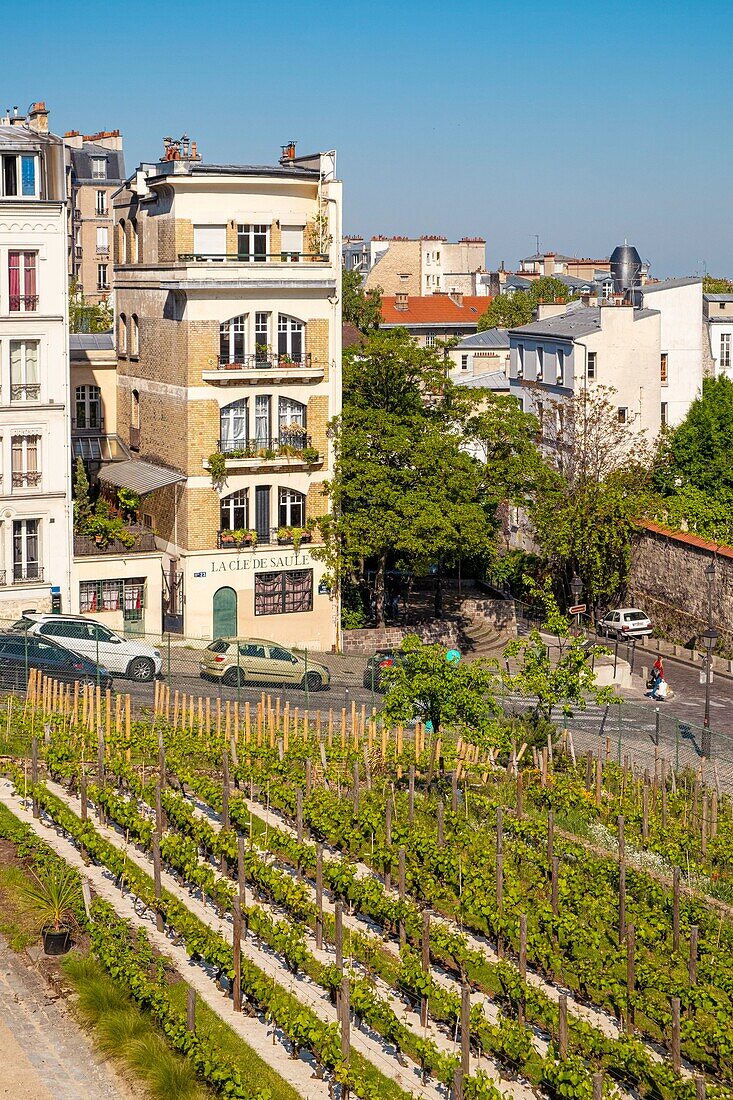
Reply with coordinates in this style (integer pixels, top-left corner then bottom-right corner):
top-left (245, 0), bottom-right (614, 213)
top-left (340, 974), bottom-right (350, 1064)
top-left (335, 900), bottom-right (343, 969)
top-left (673, 867), bottom-right (681, 953)
top-left (232, 899), bottom-right (242, 1012)
top-left (689, 924), bottom-right (698, 987)
top-left (237, 835), bottom-right (247, 937)
top-left (558, 994), bottom-right (568, 1058)
top-left (671, 996), bottom-right (681, 1072)
top-left (31, 736), bottom-right (39, 818)
top-left (384, 798), bottom-right (392, 890)
top-left (592, 1073), bottom-right (603, 1100)
top-left (626, 922), bottom-right (635, 1033)
top-left (420, 910), bottom-right (430, 1026)
top-left (315, 843), bottom-right (323, 950)
top-left (618, 815), bottom-right (626, 943)
top-left (152, 834), bottom-right (164, 932)
top-left (496, 806), bottom-right (504, 958)
top-left (461, 983), bottom-right (471, 1076)
top-left (398, 845), bottom-right (406, 947)
top-left (519, 913), bottom-right (527, 1023)
top-left (408, 764), bottom-right (415, 825)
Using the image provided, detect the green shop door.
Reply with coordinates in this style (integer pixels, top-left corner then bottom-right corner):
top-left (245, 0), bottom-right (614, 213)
top-left (212, 586), bottom-right (237, 638)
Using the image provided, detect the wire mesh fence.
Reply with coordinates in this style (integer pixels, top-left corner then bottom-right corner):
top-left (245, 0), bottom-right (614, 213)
top-left (0, 612), bottom-right (732, 789)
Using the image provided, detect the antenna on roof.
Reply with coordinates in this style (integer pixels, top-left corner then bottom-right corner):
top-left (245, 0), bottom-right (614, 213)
top-left (534, 234), bottom-right (540, 255)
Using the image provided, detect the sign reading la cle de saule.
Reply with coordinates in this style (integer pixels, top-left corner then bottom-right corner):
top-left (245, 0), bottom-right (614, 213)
top-left (207, 549), bottom-right (314, 575)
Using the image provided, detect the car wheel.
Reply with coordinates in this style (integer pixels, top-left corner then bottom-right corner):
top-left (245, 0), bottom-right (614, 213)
top-left (302, 671), bottom-right (323, 692)
top-left (77, 676), bottom-right (98, 689)
top-left (223, 667), bottom-right (245, 687)
top-left (127, 656), bottom-right (156, 683)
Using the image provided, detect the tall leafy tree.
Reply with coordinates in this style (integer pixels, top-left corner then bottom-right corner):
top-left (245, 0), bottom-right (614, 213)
top-left (477, 276), bottom-right (575, 332)
top-left (318, 329), bottom-right (525, 623)
top-left (655, 375), bottom-right (733, 496)
top-left (530, 385), bottom-right (653, 611)
top-left (342, 267), bottom-right (382, 333)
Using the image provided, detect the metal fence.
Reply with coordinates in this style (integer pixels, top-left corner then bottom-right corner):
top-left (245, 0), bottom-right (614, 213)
top-left (1, 613), bottom-right (733, 788)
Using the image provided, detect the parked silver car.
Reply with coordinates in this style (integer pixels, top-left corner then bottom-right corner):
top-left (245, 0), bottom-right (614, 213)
top-left (13, 614), bottom-right (162, 682)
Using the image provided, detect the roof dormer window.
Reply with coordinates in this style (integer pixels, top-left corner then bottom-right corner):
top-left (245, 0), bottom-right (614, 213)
top-left (91, 157), bottom-right (107, 180)
top-left (1, 154), bottom-right (37, 197)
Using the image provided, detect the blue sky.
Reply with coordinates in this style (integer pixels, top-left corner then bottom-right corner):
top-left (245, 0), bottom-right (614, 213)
top-left (6, 0), bottom-right (729, 275)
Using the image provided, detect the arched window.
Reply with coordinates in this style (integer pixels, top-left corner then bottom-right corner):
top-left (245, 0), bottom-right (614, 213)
top-left (219, 314), bottom-right (246, 365)
top-left (75, 384), bottom-right (101, 430)
top-left (131, 314), bottom-right (139, 356)
top-left (277, 313), bottom-right (304, 362)
top-left (278, 487), bottom-right (305, 528)
top-left (132, 389), bottom-right (140, 429)
top-left (220, 490), bottom-right (248, 532)
top-left (118, 312), bottom-right (127, 354)
top-left (219, 399), bottom-right (248, 453)
top-left (130, 218), bottom-right (139, 263)
top-left (278, 396), bottom-right (306, 447)
top-left (118, 219), bottom-right (127, 264)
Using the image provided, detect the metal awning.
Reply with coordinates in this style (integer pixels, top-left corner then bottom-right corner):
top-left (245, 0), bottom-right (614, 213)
top-left (98, 459), bottom-right (185, 494)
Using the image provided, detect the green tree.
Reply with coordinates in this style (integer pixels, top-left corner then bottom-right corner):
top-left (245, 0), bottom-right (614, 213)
top-left (477, 294), bottom-right (532, 331)
top-left (381, 634), bottom-right (500, 741)
top-left (342, 267), bottom-right (382, 333)
top-left (501, 581), bottom-right (616, 721)
top-left (477, 276), bottom-right (575, 332)
top-left (69, 278), bottom-right (113, 334)
top-left (655, 375), bottom-right (733, 497)
top-left (317, 329), bottom-right (501, 624)
top-left (530, 385), bottom-right (653, 611)
top-left (73, 457), bottom-right (92, 532)
top-left (703, 275), bottom-right (733, 294)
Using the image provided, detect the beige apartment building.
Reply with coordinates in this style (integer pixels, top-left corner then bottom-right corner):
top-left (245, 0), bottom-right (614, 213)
top-left (110, 138), bottom-right (341, 647)
top-left (364, 235), bottom-right (487, 296)
top-left (65, 130), bottom-right (125, 303)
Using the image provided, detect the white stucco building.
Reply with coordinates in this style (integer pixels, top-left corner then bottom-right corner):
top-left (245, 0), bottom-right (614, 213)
top-left (704, 293), bottom-right (733, 380)
top-left (508, 301), bottom-right (662, 441)
top-left (0, 103), bottom-right (72, 619)
top-left (639, 277), bottom-right (703, 427)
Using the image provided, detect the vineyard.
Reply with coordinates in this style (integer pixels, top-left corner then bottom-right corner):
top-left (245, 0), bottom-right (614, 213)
top-left (1, 672), bottom-right (732, 1100)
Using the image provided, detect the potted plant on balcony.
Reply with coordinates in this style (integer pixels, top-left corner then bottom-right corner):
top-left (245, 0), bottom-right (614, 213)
top-left (208, 451), bottom-right (228, 490)
top-left (19, 866), bottom-right (82, 955)
top-left (278, 352), bottom-right (293, 368)
top-left (219, 529), bottom-right (236, 546)
top-left (301, 446), bottom-right (320, 464)
top-left (277, 526), bottom-right (294, 546)
top-left (255, 344), bottom-right (271, 367)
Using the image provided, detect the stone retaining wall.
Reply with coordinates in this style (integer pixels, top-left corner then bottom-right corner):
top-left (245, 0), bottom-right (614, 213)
top-left (341, 596), bottom-right (515, 655)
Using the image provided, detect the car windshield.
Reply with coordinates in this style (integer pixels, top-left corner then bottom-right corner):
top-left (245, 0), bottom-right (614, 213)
top-left (625, 611), bottom-right (647, 621)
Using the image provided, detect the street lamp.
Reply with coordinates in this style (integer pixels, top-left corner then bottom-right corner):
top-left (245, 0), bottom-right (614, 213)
top-left (702, 558), bottom-right (718, 757)
top-left (569, 574), bottom-right (582, 634)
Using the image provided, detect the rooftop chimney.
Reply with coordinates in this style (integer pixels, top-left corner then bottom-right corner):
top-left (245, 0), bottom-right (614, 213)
top-left (449, 291), bottom-right (464, 307)
top-left (395, 292), bottom-right (409, 311)
top-left (27, 101), bottom-right (49, 134)
top-left (280, 141), bottom-right (297, 166)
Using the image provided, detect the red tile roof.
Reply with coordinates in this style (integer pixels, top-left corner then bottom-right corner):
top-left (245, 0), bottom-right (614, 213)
top-left (639, 520), bottom-right (733, 559)
top-left (381, 295), bottom-right (492, 326)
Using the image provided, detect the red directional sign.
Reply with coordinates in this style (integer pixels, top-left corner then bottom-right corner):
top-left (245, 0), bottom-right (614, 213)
top-left (568, 603), bottom-right (587, 615)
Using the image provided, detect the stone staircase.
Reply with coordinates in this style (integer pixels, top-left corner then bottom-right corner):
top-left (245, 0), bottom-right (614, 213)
top-left (459, 615), bottom-right (513, 658)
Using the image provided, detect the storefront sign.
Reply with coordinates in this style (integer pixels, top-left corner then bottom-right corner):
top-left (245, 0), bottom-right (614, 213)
top-left (209, 550), bottom-right (313, 574)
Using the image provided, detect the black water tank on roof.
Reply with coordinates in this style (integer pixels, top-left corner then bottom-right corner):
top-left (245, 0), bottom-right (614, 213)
top-left (610, 243), bottom-right (642, 294)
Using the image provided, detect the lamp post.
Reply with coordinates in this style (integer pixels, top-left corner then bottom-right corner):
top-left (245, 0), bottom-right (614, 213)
top-left (569, 574), bottom-right (582, 635)
top-left (702, 559), bottom-right (718, 758)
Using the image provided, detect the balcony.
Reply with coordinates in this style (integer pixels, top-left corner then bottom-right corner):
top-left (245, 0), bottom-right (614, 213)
top-left (208, 433), bottom-right (321, 471)
top-left (179, 252), bottom-right (329, 264)
top-left (9, 296), bottom-right (38, 312)
top-left (202, 352), bottom-right (324, 385)
top-left (74, 524), bottom-right (157, 558)
top-left (12, 471), bottom-right (41, 489)
top-left (10, 384), bottom-right (40, 401)
top-left (161, 252), bottom-right (336, 293)
top-left (217, 528), bottom-right (314, 550)
top-left (13, 566), bottom-right (43, 585)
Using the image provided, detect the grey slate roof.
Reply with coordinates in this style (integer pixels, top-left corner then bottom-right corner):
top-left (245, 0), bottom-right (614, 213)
top-left (69, 333), bottom-right (114, 351)
top-left (640, 277), bottom-right (702, 293)
top-left (455, 328), bottom-right (510, 350)
top-left (510, 305), bottom-right (658, 341)
top-left (149, 162), bottom-right (319, 183)
top-left (704, 293), bottom-right (733, 302)
top-left (0, 125), bottom-right (46, 148)
top-left (504, 275), bottom-right (532, 290)
top-left (455, 371), bottom-right (509, 391)
top-left (69, 142), bottom-right (125, 183)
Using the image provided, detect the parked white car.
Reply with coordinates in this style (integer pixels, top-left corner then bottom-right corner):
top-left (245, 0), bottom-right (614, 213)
top-left (13, 613), bottom-right (162, 683)
top-left (597, 607), bottom-right (652, 639)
